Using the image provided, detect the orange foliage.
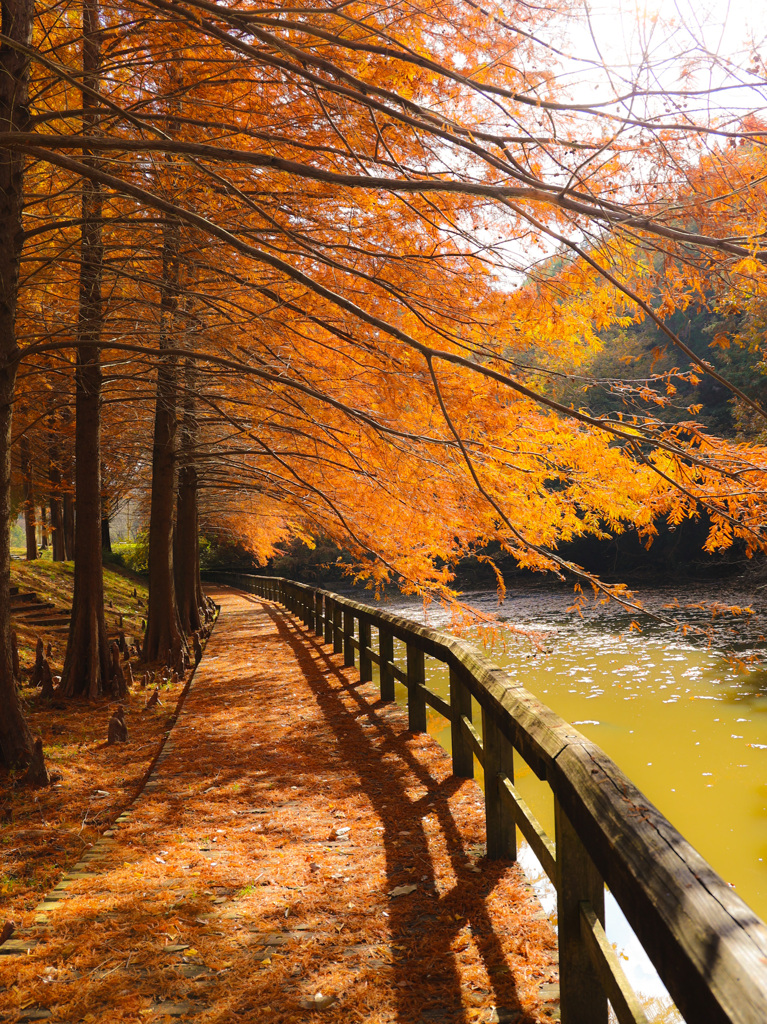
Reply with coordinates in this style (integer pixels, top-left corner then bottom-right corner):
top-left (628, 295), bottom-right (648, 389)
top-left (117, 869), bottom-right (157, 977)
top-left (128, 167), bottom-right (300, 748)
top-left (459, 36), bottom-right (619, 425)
top-left (7, 0), bottom-right (767, 603)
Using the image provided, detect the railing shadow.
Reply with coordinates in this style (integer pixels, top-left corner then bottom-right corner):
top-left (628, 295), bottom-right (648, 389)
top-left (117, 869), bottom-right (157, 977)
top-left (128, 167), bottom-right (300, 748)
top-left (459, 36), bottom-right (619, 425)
top-left (258, 597), bottom-right (552, 1024)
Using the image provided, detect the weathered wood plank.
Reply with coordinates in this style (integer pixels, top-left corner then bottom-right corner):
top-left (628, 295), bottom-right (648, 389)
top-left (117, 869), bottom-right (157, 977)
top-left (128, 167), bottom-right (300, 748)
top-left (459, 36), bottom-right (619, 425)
top-left (390, 663), bottom-right (408, 685)
top-left (379, 628), bottom-right (395, 701)
top-left (333, 603), bottom-right (343, 655)
top-left (422, 687), bottom-right (451, 720)
top-left (343, 609), bottom-right (354, 668)
top-left (483, 709), bottom-right (516, 861)
top-left (359, 615), bottom-right (373, 683)
top-left (553, 741), bottom-right (767, 1024)
top-left (499, 775), bottom-right (556, 883)
top-left (461, 714), bottom-right (484, 764)
top-left (555, 797), bottom-right (608, 1024)
top-left (406, 643), bottom-right (426, 732)
top-left (449, 665), bottom-right (474, 779)
top-left (580, 901), bottom-right (650, 1024)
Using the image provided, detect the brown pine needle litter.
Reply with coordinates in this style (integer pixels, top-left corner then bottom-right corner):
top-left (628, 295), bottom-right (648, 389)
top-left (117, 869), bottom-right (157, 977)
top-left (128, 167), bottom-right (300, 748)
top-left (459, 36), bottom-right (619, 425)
top-left (0, 588), bottom-right (559, 1023)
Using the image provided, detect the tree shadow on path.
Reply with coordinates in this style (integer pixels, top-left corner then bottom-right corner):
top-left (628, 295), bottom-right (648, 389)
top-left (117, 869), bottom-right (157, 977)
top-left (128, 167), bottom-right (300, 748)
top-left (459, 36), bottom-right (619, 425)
top-left (258, 597), bottom-right (555, 1024)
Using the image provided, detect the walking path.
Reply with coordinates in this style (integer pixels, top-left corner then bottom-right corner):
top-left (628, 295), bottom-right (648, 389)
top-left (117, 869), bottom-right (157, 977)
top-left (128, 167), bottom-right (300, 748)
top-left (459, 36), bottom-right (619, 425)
top-left (1, 589), bottom-right (559, 1023)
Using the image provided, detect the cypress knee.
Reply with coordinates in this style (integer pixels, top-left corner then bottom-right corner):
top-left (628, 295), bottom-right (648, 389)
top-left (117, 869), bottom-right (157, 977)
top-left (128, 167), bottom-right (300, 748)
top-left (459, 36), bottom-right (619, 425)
top-left (22, 738), bottom-right (50, 789)
top-left (107, 705), bottom-right (128, 744)
top-left (32, 638), bottom-right (44, 688)
top-left (40, 659), bottom-right (54, 699)
top-left (110, 642), bottom-right (126, 698)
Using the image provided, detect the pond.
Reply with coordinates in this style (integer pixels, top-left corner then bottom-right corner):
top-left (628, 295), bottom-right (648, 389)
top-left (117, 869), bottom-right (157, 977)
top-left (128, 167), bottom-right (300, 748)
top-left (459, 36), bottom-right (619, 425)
top-left (349, 577), bottom-right (767, 1021)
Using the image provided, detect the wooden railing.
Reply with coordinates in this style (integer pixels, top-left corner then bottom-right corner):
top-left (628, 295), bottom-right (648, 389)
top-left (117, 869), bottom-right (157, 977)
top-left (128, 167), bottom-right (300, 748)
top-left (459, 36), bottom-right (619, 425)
top-left (204, 571), bottom-right (767, 1024)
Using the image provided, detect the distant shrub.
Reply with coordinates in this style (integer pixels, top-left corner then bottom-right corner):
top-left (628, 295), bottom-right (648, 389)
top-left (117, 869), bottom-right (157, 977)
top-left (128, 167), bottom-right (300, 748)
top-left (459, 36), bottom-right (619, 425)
top-left (103, 548), bottom-right (127, 569)
top-left (111, 531), bottom-right (149, 574)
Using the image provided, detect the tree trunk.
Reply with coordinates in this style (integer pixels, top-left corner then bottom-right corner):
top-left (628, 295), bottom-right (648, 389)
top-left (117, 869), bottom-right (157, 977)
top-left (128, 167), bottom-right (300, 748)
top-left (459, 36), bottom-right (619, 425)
top-left (174, 357), bottom-right (204, 634)
top-left (144, 216), bottom-right (185, 662)
top-left (49, 421), bottom-right (66, 561)
top-left (0, 0), bottom-right (37, 769)
top-left (51, 497), bottom-right (65, 560)
top-left (20, 431), bottom-right (36, 560)
top-left (63, 486), bottom-right (74, 561)
top-left (175, 463), bottom-right (202, 634)
top-left (39, 500), bottom-right (48, 550)
top-left (60, 0), bottom-right (110, 698)
top-left (174, 362), bottom-right (203, 634)
top-left (101, 511), bottom-right (111, 553)
top-left (61, 406), bottom-right (75, 559)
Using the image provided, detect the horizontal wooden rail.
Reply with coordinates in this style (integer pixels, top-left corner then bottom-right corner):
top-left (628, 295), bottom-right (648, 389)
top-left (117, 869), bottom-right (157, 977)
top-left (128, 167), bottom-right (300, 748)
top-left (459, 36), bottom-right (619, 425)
top-left (461, 714), bottom-right (484, 760)
top-left (203, 570), bottom-right (767, 1024)
top-left (499, 774), bottom-right (556, 885)
top-left (422, 687), bottom-right (451, 720)
top-left (389, 663), bottom-right (407, 685)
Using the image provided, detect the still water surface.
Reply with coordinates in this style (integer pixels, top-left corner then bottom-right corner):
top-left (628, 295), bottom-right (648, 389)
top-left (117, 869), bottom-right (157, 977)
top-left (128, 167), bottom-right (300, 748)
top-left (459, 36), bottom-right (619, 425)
top-left (352, 578), bottom-right (767, 1017)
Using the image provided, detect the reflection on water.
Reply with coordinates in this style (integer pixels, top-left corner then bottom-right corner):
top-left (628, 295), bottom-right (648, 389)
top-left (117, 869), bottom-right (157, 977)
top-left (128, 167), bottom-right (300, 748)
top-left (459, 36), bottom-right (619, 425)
top-left (355, 578), bottom-right (767, 1022)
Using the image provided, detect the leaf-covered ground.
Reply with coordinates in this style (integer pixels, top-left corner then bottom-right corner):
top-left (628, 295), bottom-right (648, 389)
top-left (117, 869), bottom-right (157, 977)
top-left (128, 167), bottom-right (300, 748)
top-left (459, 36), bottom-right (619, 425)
top-left (1, 561), bottom-right (170, 911)
top-left (0, 588), bottom-right (558, 1023)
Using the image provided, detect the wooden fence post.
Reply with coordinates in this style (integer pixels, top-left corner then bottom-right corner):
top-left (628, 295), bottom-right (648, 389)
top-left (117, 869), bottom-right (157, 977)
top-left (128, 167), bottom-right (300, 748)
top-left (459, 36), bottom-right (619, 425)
top-left (333, 604), bottom-right (343, 654)
top-left (406, 643), bottom-right (427, 732)
top-left (482, 708), bottom-right (516, 860)
top-left (359, 615), bottom-right (372, 682)
top-left (343, 610), bottom-right (355, 667)
top-left (315, 593), bottom-right (324, 637)
top-left (555, 798), bottom-right (608, 1024)
top-left (450, 666), bottom-right (474, 778)
top-left (305, 591), bottom-right (314, 631)
top-left (379, 628), bottom-right (394, 701)
top-left (324, 596), bottom-right (333, 644)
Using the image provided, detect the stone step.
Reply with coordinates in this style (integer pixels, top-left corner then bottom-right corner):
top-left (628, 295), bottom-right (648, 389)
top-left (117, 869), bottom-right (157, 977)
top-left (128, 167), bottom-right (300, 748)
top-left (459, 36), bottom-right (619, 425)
top-left (13, 602), bottom-right (57, 614)
top-left (21, 615), bottom-right (71, 626)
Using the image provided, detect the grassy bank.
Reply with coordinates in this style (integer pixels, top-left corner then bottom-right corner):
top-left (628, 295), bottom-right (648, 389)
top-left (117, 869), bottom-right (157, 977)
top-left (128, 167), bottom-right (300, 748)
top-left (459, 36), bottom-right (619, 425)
top-left (2, 558), bottom-right (213, 922)
top-left (10, 555), bottom-right (148, 679)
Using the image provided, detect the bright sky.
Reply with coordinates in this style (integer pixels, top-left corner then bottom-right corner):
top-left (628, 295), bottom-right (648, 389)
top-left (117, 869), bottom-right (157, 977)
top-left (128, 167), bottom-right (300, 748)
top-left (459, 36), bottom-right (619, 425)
top-left (558, 0), bottom-right (767, 121)
top-left (584, 0), bottom-right (766, 59)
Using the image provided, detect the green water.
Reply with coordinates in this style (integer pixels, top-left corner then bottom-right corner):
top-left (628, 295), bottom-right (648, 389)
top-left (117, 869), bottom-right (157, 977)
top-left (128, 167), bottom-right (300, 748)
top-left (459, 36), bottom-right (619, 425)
top-left (368, 581), bottom-right (767, 923)
top-left (417, 629), bottom-right (767, 921)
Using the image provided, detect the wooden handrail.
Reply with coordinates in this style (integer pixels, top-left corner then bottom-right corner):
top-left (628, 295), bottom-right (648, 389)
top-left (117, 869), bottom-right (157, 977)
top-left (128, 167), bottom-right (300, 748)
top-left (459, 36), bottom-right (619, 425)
top-left (204, 570), bottom-right (767, 1024)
